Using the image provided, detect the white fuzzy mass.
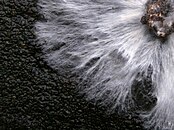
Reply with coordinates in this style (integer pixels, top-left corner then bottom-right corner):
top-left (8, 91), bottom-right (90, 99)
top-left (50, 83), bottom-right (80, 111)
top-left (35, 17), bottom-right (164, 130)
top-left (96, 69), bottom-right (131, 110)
top-left (35, 0), bottom-right (174, 129)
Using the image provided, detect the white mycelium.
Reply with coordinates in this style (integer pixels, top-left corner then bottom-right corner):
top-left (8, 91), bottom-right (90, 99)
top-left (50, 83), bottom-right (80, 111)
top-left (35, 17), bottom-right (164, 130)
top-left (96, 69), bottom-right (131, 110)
top-left (35, 0), bottom-right (174, 129)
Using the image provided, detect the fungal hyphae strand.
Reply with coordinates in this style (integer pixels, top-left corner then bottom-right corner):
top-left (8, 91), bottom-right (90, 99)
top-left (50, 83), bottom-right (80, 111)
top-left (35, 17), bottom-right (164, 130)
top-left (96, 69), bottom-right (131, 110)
top-left (141, 0), bottom-right (174, 37)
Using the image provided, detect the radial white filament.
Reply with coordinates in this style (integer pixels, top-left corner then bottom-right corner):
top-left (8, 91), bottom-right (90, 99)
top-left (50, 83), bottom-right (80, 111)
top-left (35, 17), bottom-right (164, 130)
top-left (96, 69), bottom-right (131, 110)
top-left (35, 0), bottom-right (174, 129)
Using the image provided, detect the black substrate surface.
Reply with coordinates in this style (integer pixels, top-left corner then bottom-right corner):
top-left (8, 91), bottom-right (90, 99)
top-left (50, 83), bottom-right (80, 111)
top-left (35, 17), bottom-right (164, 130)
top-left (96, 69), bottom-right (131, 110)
top-left (0, 0), bottom-right (145, 129)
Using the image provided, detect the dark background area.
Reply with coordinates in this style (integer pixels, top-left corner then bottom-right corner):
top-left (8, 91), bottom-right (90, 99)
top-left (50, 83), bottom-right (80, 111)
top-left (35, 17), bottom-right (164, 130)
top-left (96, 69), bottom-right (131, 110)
top-left (0, 0), bottom-right (145, 129)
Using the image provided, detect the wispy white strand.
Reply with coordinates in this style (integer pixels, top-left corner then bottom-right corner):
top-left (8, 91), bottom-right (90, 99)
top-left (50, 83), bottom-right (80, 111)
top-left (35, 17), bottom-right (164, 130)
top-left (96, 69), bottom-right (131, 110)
top-left (35, 0), bottom-right (174, 129)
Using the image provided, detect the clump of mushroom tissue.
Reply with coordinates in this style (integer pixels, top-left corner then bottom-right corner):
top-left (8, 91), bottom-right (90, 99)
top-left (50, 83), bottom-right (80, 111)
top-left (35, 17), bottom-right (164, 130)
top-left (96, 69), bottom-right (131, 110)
top-left (35, 0), bottom-right (174, 129)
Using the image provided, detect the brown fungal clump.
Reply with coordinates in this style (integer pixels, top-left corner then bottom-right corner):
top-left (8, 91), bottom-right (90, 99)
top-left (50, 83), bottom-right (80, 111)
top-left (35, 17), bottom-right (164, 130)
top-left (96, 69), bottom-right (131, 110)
top-left (141, 0), bottom-right (174, 38)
